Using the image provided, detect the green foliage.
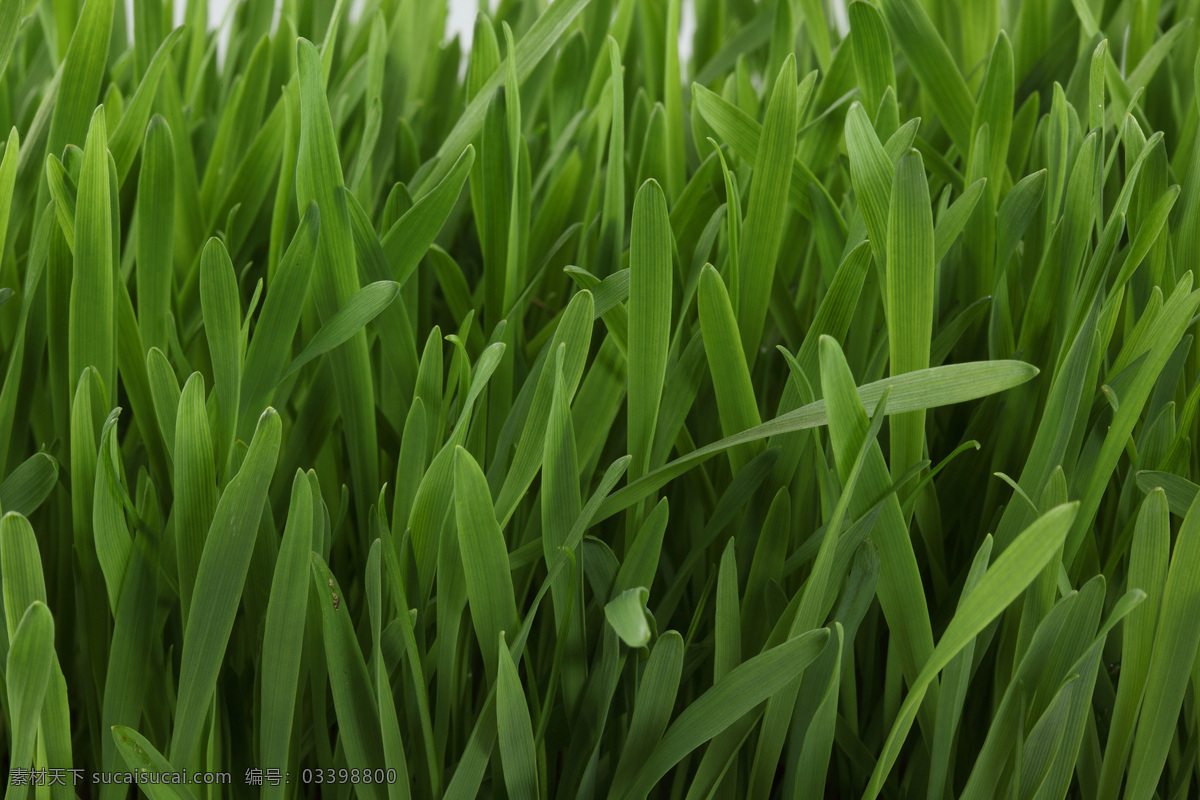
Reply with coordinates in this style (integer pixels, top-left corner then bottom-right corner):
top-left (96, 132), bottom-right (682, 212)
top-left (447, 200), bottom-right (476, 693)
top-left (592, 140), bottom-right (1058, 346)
top-left (2, 0), bottom-right (1200, 797)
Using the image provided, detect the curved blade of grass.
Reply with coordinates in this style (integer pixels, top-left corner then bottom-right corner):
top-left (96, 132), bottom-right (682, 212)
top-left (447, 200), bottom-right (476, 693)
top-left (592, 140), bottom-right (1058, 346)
top-left (597, 37), bottom-right (625, 276)
top-left (45, 154), bottom-right (77, 249)
top-left (849, 1), bottom-right (896, 117)
top-left (609, 631), bottom-right (685, 797)
top-left (497, 632), bottom-right (539, 800)
top-left (200, 237), bottom-right (242, 479)
top-left (1097, 489), bottom-right (1169, 800)
top-left (613, 497), bottom-right (669, 600)
top-left (736, 55), bottom-right (796, 364)
top-left (792, 623), bottom-right (844, 800)
top-left (92, 410), bottom-right (131, 613)
top-left (748, 358), bottom-right (893, 800)
top-left (862, 503), bottom-right (1079, 800)
top-left (382, 145), bottom-right (475, 286)
top-left (0, 199), bottom-right (50, 474)
top-left (877, 0), bottom-right (974, 153)
top-left (925, 535), bottom-right (994, 800)
top-left (1124, 489), bottom-right (1200, 800)
top-left (886, 148), bottom-right (935, 490)
top-left (846, 101), bottom-right (893, 273)
top-left (619, 627), bottom-right (830, 799)
top-left (44, 0), bottom-right (112, 170)
top-left (604, 586), bottom-right (652, 648)
top-left (933, 178), bottom-right (987, 264)
top-left (1066, 277), bottom-right (1200, 565)
top-left (628, 180), bottom-right (672, 481)
top-left (995, 168), bottom-right (1048, 272)
top-left (6, 602), bottom-right (54, 776)
top-left (699, 264), bottom-right (762, 471)
top-left (411, 0), bottom-right (594, 193)
top-left (542, 351), bottom-right (582, 690)
top-left (970, 33), bottom-right (1013, 204)
top-left (260, 470), bottom-right (313, 800)
top-left (135, 115), bottom-right (176, 354)
top-left (1, 512), bottom-right (47, 642)
top-left (99, 513), bottom-right (158, 798)
top-left (0, 455), bottom-right (59, 517)
top-left (0, 128), bottom-right (18, 261)
top-left (691, 82), bottom-right (826, 220)
top-left (239, 202), bottom-right (320, 435)
top-left (171, 408), bottom-right (281, 764)
top-left (1110, 184), bottom-right (1180, 293)
top-left (408, 341), bottom-right (506, 595)
top-left (108, 27), bottom-right (185, 184)
top-left (295, 37), bottom-right (378, 523)
top-left (69, 107), bottom-right (115, 396)
top-left (280, 280), bottom-right (400, 381)
top-left (308, 552), bottom-right (388, 800)
top-left (145, 348), bottom-right (180, 463)
top-left (493, 291), bottom-right (593, 524)
top-left (1135, 471), bottom-right (1198, 516)
top-left (111, 726), bottom-right (197, 800)
top-left (455, 445), bottom-right (519, 682)
top-left (173, 373), bottom-right (217, 624)
top-left (598, 359), bottom-right (1039, 520)
top-left (442, 457), bottom-right (631, 800)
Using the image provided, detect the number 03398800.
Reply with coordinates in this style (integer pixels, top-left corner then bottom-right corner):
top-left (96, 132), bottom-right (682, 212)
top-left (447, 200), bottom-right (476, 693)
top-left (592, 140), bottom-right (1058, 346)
top-left (300, 769), bottom-right (399, 785)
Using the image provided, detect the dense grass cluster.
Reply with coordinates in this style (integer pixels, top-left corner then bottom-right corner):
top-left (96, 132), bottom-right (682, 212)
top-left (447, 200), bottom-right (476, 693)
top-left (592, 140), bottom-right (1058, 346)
top-left (2, 0), bottom-right (1200, 797)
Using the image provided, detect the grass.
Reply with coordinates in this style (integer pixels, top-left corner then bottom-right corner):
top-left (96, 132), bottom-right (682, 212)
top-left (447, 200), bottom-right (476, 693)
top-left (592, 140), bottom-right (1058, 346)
top-left (1, 0), bottom-right (1200, 797)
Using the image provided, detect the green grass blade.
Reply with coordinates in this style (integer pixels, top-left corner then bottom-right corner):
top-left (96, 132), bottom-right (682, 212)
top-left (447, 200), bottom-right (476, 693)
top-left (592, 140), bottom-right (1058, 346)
top-left (598, 358), bottom-right (1038, 519)
top-left (173, 373), bottom-right (216, 624)
top-left (849, 1), bottom-right (896, 118)
top-left (497, 632), bottom-right (539, 800)
top-left (627, 179), bottom-right (672, 481)
top-left (0, 455), bottom-right (59, 518)
top-left (609, 630), bottom-right (685, 797)
top-left (238, 202), bottom-right (320, 435)
top-left (69, 107), bottom-right (114, 396)
top-left (1124, 490), bottom-right (1200, 800)
top-left (862, 503), bottom-right (1080, 800)
top-left (308, 552), bottom-right (388, 800)
top-left (135, 115), bottom-right (176, 354)
top-left (619, 627), bottom-right (830, 799)
top-left (259, 471), bottom-right (313, 800)
top-left (99, 513), bottom-right (158, 798)
top-left (110, 726), bottom-right (196, 800)
top-left (736, 55), bottom-right (796, 364)
top-left (295, 37), bottom-right (378, 523)
top-left (279, 280), bottom-right (400, 381)
top-left (1097, 489), bottom-right (1170, 800)
top-left (171, 408), bottom-right (281, 764)
top-left (199, 237), bottom-right (242, 478)
top-left (455, 445), bottom-right (519, 682)
top-left (845, 101), bottom-right (893, 273)
top-left (877, 0), bottom-right (974, 153)
top-left (91, 411), bottom-right (130, 613)
top-left (886, 149), bottom-right (935, 491)
top-left (108, 27), bottom-right (184, 184)
top-left (698, 265), bottom-right (762, 472)
top-left (6, 602), bottom-right (55, 779)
